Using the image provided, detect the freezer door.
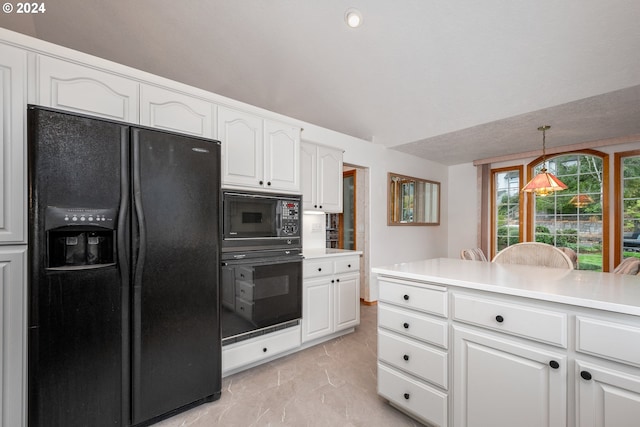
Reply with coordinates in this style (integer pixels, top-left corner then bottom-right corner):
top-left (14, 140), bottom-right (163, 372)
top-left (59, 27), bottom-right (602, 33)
top-left (27, 106), bottom-right (130, 427)
top-left (131, 128), bottom-right (221, 424)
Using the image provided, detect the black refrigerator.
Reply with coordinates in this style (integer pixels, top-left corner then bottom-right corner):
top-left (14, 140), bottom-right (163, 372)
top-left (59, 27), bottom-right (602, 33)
top-left (27, 105), bottom-right (222, 427)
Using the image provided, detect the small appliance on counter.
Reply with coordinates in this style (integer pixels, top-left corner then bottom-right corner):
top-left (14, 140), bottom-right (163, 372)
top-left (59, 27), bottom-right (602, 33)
top-left (220, 191), bottom-right (303, 344)
top-left (27, 106), bottom-right (222, 427)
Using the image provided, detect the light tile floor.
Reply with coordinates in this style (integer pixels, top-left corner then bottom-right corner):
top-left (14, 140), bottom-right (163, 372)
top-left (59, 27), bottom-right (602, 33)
top-left (153, 304), bottom-right (423, 426)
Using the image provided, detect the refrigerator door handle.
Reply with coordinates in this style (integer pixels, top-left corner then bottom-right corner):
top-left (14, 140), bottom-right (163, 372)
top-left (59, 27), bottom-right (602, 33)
top-left (132, 130), bottom-right (147, 288)
top-left (117, 127), bottom-right (130, 280)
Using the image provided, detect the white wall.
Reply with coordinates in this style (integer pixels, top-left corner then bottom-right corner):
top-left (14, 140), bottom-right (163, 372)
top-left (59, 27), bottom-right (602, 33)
top-left (447, 163), bottom-right (479, 258)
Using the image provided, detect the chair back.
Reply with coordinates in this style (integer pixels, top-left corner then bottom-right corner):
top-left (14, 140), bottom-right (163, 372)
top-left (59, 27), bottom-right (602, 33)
top-left (460, 248), bottom-right (488, 262)
top-left (492, 242), bottom-right (574, 269)
top-left (613, 257), bottom-right (640, 275)
top-left (558, 247), bottom-right (578, 269)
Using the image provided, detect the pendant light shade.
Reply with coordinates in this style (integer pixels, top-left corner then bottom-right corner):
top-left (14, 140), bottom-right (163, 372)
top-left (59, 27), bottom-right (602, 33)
top-left (522, 125), bottom-right (568, 196)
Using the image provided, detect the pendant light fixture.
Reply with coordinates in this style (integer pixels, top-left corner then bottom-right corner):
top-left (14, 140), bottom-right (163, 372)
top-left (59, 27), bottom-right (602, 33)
top-left (521, 125), bottom-right (568, 197)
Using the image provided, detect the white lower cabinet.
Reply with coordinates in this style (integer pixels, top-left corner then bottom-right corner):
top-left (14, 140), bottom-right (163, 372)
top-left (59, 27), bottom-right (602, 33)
top-left (575, 360), bottom-right (640, 427)
top-left (453, 326), bottom-right (567, 427)
top-left (0, 247), bottom-right (27, 427)
top-left (302, 254), bottom-right (360, 344)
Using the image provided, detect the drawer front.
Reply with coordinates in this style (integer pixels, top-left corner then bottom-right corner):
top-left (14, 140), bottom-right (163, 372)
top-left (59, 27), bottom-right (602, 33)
top-left (378, 303), bottom-right (448, 349)
top-left (303, 260), bottom-right (334, 278)
top-left (378, 329), bottom-right (448, 389)
top-left (379, 279), bottom-right (447, 317)
top-left (577, 316), bottom-right (640, 366)
top-left (378, 363), bottom-right (448, 427)
top-left (223, 326), bottom-right (301, 374)
top-left (235, 297), bottom-right (254, 320)
top-left (334, 256), bottom-right (360, 274)
top-left (236, 280), bottom-right (254, 300)
top-left (452, 293), bottom-right (568, 347)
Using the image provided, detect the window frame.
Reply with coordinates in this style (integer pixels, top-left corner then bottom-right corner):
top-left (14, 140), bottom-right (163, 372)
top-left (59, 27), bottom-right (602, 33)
top-left (525, 149), bottom-right (609, 271)
top-left (614, 149), bottom-right (640, 267)
top-left (490, 165), bottom-right (524, 258)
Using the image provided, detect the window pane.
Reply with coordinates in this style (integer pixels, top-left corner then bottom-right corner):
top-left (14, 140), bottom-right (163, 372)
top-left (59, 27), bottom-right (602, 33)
top-left (493, 169), bottom-right (521, 254)
top-left (622, 155), bottom-right (640, 258)
top-left (533, 154), bottom-right (604, 271)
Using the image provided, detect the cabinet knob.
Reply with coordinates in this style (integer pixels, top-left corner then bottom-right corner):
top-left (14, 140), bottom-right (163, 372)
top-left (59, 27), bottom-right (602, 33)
top-left (259, 180), bottom-right (264, 185)
top-left (267, 181), bottom-right (272, 186)
top-left (403, 294), bottom-right (410, 301)
top-left (319, 205), bottom-right (323, 208)
top-left (314, 205), bottom-right (318, 208)
top-left (403, 393), bottom-right (410, 400)
top-left (336, 278), bottom-right (340, 282)
top-left (348, 264), bottom-right (351, 268)
top-left (549, 360), bottom-right (560, 369)
top-left (318, 268), bottom-right (322, 271)
top-left (403, 354), bottom-right (409, 361)
top-left (495, 315), bottom-right (504, 323)
top-left (403, 322), bottom-right (410, 329)
top-left (580, 371), bottom-right (592, 381)
top-left (263, 347), bottom-right (268, 353)
top-left (331, 279), bottom-right (335, 283)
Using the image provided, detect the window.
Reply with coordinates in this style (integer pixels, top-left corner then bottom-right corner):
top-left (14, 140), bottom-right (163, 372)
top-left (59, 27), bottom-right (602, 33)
top-left (527, 150), bottom-right (608, 271)
top-left (614, 150), bottom-right (640, 266)
top-left (491, 166), bottom-right (523, 257)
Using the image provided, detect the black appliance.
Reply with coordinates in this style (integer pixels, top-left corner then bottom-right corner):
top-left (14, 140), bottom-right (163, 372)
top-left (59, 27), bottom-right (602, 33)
top-left (222, 191), bottom-right (301, 252)
top-left (220, 191), bottom-right (303, 344)
top-left (221, 249), bottom-right (303, 344)
top-left (27, 106), bottom-right (222, 427)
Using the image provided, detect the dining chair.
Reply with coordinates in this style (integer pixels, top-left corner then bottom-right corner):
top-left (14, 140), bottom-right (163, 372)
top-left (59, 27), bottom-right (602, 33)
top-left (558, 247), bottom-right (578, 269)
top-left (460, 248), bottom-right (488, 262)
top-left (492, 242), bottom-right (574, 269)
top-left (613, 257), bottom-right (640, 275)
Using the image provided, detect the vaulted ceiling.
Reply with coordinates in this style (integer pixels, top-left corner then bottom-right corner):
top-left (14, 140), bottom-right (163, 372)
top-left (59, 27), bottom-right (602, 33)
top-left (2, 0), bottom-right (639, 164)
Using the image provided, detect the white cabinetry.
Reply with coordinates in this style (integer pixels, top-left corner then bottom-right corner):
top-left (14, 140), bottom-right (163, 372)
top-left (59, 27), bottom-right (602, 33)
top-left (140, 85), bottom-right (214, 137)
top-left (453, 326), bottom-right (567, 427)
top-left (302, 254), bottom-right (360, 343)
top-left (0, 247), bottom-right (27, 427)
top-left (0, 44), bottom-right (27, 244)
top-left (377, 278), bottom-right (449, 427)
top-left (575, 316), bottom-right (640, 427)
top-left (218, 106), bottom-right (300, 193)
top-left (36, 55), bottom-right (139, 122)
top-left (300, 142), bottom-right (343, 212)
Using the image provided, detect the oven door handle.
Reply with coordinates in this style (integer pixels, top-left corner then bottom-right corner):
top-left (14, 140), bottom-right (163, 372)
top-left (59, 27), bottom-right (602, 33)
top-left (221, 255), bottom-right (303, 267)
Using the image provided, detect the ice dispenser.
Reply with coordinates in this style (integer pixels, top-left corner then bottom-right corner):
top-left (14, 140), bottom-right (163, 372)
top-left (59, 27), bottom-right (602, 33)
top-left (45, 207), bottom-right (117, 269)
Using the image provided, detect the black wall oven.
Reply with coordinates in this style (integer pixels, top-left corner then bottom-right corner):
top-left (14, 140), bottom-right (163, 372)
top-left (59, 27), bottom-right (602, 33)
top-left (221, 191), bottom-right (303, 344)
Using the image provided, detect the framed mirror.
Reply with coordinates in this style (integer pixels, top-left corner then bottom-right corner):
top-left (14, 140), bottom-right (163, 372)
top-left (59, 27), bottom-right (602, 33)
top-left (388, 172), bottom-right (440, 226)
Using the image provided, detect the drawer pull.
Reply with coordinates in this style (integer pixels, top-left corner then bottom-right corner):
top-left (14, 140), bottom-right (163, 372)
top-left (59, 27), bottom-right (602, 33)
top-left (403, 393), bottom-right (410, 400)
top-left (263, 347), bottom-right (268, 353)
top-left (549, 360), bottom-right (560, 369)
top-left (580, 371), bottom-right (592, 381)
top-left (403, 294), bottom-right (410, 301)
top-left (403, 322), bottom-right (410, 329)
top-left (318, 267), bottom-right (322, 272)
top-left (495, 315), bottom-right (504, 323)
top-left (348, 264), bottom-right (351, 268)
top-left (403, 354), bottom-right (410, 361)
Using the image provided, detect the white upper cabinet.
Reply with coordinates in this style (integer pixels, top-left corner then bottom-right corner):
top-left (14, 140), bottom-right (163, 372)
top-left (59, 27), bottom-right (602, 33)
top-left (140, 85), bottom-right (214, 138)
top-left (301, 142), bottom-right (342, 212)
top-left (0, 44), bottom-right (27, 244)
top-left (264, 120), bottom-right (300, 193)
top-left (218, 106), bottom-right (300, 193)
top-left (36, 55), bottom-right (139, 122)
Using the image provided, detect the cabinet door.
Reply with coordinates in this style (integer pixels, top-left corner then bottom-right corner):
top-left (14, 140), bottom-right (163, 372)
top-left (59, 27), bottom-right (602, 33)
top-left (576, 360), bottom-right (640, 427)
top-left (334, 274), bottom-right (360, 331)
top-left (317, 146), bottom-right (343, 213)
top-left (0, 44), bottom-right (27, 244)
top-left (218, 106), bottom-right (264, 189)
top-left (300, 142), bottom-right (318, 210)
top-left (140, 85), bottom-right (214, 137)
top-left (1, 247), bottom-right (27, 427)
top-left (36, 55), bottom-right (139, 122)
top-left (302, 277), bottom-right (333, 342)
top-left (264, 120), bottom-right (300, 192)
top-left (453, 326), bottom-right (567, 427)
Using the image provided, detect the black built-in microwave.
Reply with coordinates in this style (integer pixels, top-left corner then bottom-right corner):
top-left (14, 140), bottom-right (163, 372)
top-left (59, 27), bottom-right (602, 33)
top-left (222, 191), bottom-right (301, 252)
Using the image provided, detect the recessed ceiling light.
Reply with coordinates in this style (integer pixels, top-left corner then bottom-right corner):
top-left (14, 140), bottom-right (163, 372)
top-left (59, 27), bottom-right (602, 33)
top-left (345, 8), bottom-right (363, 28)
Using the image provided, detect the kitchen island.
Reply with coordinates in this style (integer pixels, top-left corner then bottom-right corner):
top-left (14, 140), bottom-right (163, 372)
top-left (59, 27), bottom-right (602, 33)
top-left (372, 258), bottom-right (640, 427)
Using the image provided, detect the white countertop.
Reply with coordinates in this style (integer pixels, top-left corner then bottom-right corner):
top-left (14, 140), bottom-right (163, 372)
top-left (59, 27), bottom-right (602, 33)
top-left (372, 258), bottom-right (640, 316)
top-left (303, 248), bottom-right (363, 259)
